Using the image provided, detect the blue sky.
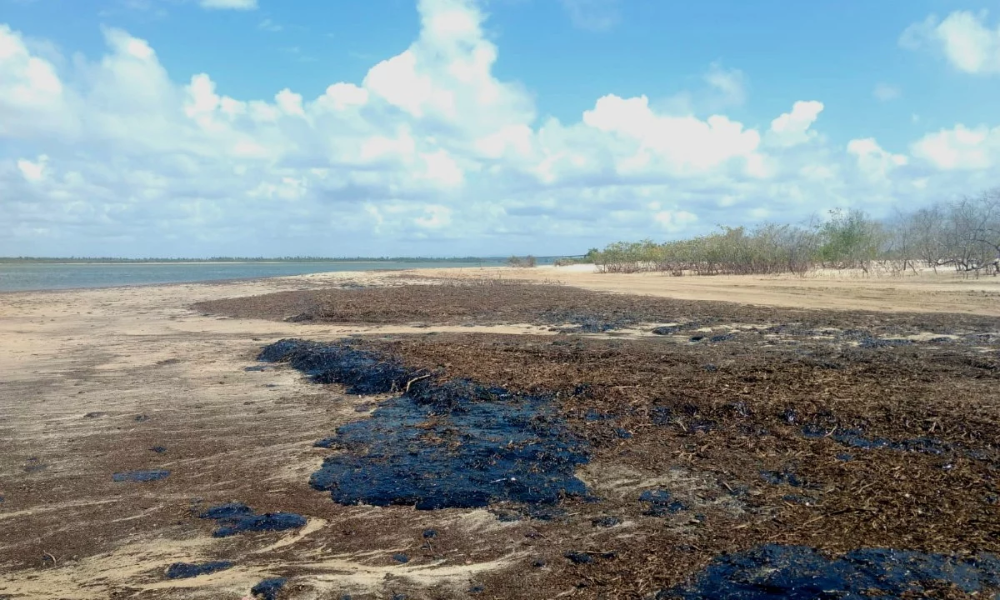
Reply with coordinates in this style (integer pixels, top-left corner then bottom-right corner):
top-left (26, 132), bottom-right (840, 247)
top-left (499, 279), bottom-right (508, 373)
top-left (2, 0), bottom-right (1000, 257)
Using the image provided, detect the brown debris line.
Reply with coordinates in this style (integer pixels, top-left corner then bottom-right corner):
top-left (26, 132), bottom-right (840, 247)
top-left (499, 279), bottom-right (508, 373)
top-left (193, 278), bottom-right (1000, 333)
top-left (328, 331), bottom-right (1000, 597)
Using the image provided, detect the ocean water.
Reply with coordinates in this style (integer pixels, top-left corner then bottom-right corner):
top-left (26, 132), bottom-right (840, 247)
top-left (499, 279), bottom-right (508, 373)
top-left (0, 260), bottom-right (515, 293)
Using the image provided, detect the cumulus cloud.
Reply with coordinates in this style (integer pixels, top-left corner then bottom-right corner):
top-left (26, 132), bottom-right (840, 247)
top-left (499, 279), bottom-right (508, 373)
top-left (1, 0), bottom-right (999, 257)
top-left (847, 138), bottom-right (907, 181)
top-left (901, 11), bottom-right (1000, 75)
top-left (911, 125), bottom-right (1000, 171)
top-left (766, 101), bottom-right (824, 148)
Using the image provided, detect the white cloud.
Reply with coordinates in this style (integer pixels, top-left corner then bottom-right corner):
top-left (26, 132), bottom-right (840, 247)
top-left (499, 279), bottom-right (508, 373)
top-left (704, 63), bottom-right (747, 107)
top-left (654, 210), bottom-right (698, 232)
top-left (415, 205), bottom-right (453, 228)
top-left (2, 0), bottom-right (1000, 257)
top-left (911, 124), bottom-right (1000, 170)
top-left (17, 155), bottom-right (48, 182)
top-left (0, 24), bottom-right (70, 138)
top-left (901, 11), bottom-right (1000, 75)
top-left (847, 138), bottom-right (907, 181)
top-left (766, 101), bottom-right (824, 148)
top-left (873, 83), bottom-right (900, 101)
top-left (200, 0), bottom-right (257, 9)
top-left (581, 94), bottom-right (762, 175)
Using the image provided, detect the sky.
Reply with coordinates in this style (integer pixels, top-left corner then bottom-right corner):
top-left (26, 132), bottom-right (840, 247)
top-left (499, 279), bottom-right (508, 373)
top-left (2, 0), bottom-right (1000, 258)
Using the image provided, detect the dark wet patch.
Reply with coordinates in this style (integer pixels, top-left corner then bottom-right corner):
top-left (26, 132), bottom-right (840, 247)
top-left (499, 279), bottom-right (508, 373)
top-left (164, 561), bottom-right (233, 580)
top-left (800, 425), bottom-right (991, 465)
top-left (592, 516), bottom-right (622, 528)
top-left (652, 325), bottom-right (681, 336)
top-left (199, 502), bottom-right (307, 537)
top-left (657, 545), bottom-right (1000, 599)
top-left (259, 339), bottom-right (414, 395)
top-left (565, 551), bottom-right (616, 565)
top-left (782, 494), bottom-right (817, 506)
top-left (278, 341), bottom-right (589, 511)
top-left (250, 577), bottom-right (287, 600)
top-left (23, 461), bottom-right (48, 474)
top-left (112, 469), bottom-right (169, 482)
top-left (490, 505), bottom-right (567, 522)
top-left (584, 409), bottom-right (612, 422)
top-left (546, 312), bottom-right (634, 333)
top-left (244, 365), bottom-right (268, 372)
top-left (650, 406), bottom-right (673, 426)
top-left (858, 337), bottom-right (913, 349)
top-left (639, 490), bottom-right (688, 516)
top-left (759, 468), bottom-right (803, 488)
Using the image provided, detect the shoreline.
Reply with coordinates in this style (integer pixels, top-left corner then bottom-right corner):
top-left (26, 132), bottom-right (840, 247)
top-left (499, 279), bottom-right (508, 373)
top-left (4, 263), bottom-right (1000, 316)
top-left (0, 261), bottom-right (520, 295)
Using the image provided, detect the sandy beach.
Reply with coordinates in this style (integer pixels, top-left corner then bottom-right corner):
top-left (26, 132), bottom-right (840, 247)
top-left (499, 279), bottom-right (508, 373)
top-left (2, 266), bottom-right (999, 599)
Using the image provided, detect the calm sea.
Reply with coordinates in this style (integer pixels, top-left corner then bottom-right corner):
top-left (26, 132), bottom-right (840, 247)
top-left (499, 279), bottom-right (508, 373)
top-left (0, 260), bottom-right (517, 293)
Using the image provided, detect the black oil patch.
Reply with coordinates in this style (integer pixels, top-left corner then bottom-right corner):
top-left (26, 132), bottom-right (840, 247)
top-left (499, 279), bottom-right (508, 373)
top-left (164, 561), bottom-right (233, 580)
top-left (112, 469), bottom-right (169, 483)
top-left (260, 340), bottom-right (590, 511)
top-left (199, 503), bottom-right (307, 537)
top-left (658, 545), bottom-right (1000, 599)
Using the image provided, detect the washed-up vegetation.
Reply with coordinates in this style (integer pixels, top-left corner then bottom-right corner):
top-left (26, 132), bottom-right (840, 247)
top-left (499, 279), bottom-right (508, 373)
top-left (250, 324), bottom-right (1000, 597)
top-left (10, 276), bottom-right (1000, 599)
top-left (190, 281), bottom-right (1000, 597)
top-left (591, 188), bottom-right (1000, 276)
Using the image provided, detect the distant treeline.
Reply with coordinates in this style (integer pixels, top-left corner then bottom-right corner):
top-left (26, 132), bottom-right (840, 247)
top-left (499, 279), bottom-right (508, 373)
top-left (589, 187), bottom-right (1000, 277)
top-left (0, 256), bottom-right (513, 264)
